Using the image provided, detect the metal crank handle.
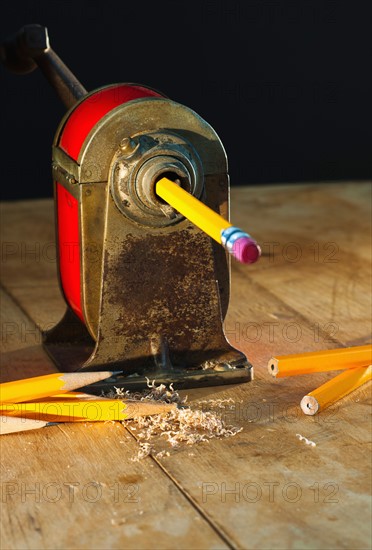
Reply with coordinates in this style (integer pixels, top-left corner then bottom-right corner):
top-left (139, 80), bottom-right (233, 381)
top-left (0, 24), bottom-right (87, 108)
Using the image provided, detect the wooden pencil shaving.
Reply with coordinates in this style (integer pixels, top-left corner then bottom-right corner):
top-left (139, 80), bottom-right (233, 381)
top-left (197, 398), bottom-right (238, 410)
top-left (108, 380), bottom-right (243, 460)
top-left (132, 442), bottom-right (153, 461)
top-left (296, 433), bottom-right (317, 447)
top-left (110, 378), bottom-right (187, 405)
top-left (128, 408), bottom-right (242, 461)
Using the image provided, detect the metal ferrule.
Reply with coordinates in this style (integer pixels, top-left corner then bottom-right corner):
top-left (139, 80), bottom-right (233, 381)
top-left (221, 226), bottom-right (251, 251)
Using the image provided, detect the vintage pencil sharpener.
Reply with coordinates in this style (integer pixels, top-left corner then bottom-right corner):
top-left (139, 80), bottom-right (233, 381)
top-left (1, 25), bottom-right (253, 389)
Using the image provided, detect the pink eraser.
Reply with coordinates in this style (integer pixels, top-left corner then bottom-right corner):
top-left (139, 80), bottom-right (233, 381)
top-left (232, 237), bottom-right (261, 264)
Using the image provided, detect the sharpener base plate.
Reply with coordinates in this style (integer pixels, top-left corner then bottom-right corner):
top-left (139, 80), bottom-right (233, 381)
top-left (79, 362), bottom-right (253, 393)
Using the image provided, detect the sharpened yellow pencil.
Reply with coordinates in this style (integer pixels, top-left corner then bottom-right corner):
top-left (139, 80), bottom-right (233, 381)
top-left (0, 398), bottom-right (176, 422)
top-left (155, 177), bottom-right (261, 264)
top-left (301, 365), bottom-right (372, 415)
top-left (0, 372), bottom-right (116, 404)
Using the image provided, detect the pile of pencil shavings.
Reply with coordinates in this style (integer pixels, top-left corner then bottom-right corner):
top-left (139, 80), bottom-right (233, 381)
top-left (109, 380), bottom-right (243, 461)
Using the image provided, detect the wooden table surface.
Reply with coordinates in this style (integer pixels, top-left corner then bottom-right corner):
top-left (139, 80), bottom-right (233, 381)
top-left (0, 182), bottom-right (371, 550)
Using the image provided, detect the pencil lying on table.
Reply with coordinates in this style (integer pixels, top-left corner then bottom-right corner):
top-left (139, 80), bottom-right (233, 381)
top-left (301, 365), bottom-right (372, 415)
top-left (268, 345), bottom-right (372, 377)
top-left (0, 398), bottom-right (176, 423)
top-left (0, 371), bottom-right (117, 404)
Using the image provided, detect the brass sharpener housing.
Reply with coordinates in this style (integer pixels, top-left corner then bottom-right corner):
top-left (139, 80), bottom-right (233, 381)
top-left (44, 94), bottom-right (253, 390)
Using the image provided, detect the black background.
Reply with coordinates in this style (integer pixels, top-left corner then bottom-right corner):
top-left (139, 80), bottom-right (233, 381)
top-left (1, 0), bottom-right (371, 200)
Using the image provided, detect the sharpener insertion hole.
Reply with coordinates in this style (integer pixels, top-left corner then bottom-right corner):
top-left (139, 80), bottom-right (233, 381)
top-left (154, 171), bottom-right (191, 204)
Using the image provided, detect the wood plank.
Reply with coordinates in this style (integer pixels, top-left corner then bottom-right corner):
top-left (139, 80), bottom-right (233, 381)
top-left (1, 182), bottom-right (371, 549)
top-left (1, 422), bottom-right (229, 549)
top-left (231, 182), bottom-right (372, 345)
top-left (0, 289), bottom-right (57, 383)
top-left (151, 386), bottom-right (371, 550)
top-left (0, 199), bottom-right (58, 290)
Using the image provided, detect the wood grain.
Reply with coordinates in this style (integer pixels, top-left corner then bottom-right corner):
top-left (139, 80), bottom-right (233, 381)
top-left (1, 182), bottom-right (371, 549)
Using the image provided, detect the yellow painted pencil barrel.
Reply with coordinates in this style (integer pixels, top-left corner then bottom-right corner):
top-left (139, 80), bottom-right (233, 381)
top-left (155, 177), bottom-right (261, 264)
top-left (0, 399), bottom-right (176, 422)
top-left (301, 365), bottom-right (372, 415)
top-left (268, 345), bottom-right (372, 377)
top-left (0, 400), bottom-right (130, 422)
top-left (0, 372), bottom-right (116, 404)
